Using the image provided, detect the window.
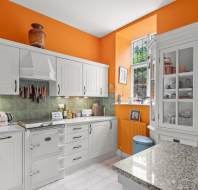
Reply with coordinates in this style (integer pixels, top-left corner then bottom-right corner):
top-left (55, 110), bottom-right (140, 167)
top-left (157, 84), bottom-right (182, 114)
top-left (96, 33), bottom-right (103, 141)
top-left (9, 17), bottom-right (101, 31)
top-left (131, 36), bottom-right (151, 100)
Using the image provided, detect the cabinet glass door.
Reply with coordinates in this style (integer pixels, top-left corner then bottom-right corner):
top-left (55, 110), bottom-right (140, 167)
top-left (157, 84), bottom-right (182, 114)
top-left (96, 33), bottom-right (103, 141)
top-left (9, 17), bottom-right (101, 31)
top-left (161, 50), bottom-right (177, 126)
top-left (177, 46), bottom-right (194, 127)
top-left (160, 42), bottom-right (195, 130)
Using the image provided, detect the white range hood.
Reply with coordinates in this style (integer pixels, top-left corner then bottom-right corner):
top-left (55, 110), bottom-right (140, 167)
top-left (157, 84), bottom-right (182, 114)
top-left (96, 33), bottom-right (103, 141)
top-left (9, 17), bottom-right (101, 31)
top-left (20, 49), bottom-right (56, 81)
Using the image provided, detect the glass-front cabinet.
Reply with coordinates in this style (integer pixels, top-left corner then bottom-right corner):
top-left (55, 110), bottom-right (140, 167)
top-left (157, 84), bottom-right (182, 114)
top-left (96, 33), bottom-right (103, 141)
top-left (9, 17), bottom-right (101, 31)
top-left (159, 42), bottom-right (197, 131)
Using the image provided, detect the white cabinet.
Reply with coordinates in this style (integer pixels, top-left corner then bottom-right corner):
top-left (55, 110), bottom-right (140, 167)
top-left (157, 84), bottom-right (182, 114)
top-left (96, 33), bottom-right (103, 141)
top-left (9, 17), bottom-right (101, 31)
top-left (99, 67), bottom-right (108, 97)
top-left (110, 119), bottom-right (118, 151)
top-left (60, 58), bottom-right (83, 96)
top-left (50, 58), bottom-right (108, 97)
top-left (83, 64), bottom-right (100, 97)
top-left (49, 59), bottom-right (62, 96)
top-left (0, 132), bottom-right (23, 190)
top-left (159, 41), bottom-right (198, 132)
top-left (89, 121), bottom-right (117, 159)
top-left (0, 44), bottom-right (19, 95)
top-left (83, 64), bottom-right (109, 97)
top-left (150, 23), bottom-right (198, 145)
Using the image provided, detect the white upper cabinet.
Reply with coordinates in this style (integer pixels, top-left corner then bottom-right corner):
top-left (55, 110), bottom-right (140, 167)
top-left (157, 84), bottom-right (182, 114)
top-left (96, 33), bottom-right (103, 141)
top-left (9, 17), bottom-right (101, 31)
top-left (61, 58), bottom-right (83, 96)
top-left (99, 67), bottom-right (108, 97)
top-left (83, 64), bottom-right (100, 97)
top-left (0, 44), bottom-right (19, 95)
top-left (0, 132), bottom-right (23, 190)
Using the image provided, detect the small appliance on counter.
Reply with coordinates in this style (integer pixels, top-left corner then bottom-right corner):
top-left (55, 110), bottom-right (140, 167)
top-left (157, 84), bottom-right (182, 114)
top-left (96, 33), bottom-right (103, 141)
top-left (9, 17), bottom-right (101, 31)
top-left (0, 112), bottom-right (13, 126)
top-left (92, 103), bottom-right (104, 116)
top-left (81, 109), bottom-right (92, 117)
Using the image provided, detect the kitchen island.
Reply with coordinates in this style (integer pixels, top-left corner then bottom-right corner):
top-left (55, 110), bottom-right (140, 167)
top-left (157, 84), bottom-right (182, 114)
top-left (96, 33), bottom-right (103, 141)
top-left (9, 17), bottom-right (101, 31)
top-left (114, 142), bottom-right (198, 190)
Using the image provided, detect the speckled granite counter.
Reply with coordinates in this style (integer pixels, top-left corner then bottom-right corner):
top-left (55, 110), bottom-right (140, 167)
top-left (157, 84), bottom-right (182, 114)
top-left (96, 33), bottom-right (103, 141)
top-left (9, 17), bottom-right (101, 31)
top-left (114, 142), bottom-right (198, 190)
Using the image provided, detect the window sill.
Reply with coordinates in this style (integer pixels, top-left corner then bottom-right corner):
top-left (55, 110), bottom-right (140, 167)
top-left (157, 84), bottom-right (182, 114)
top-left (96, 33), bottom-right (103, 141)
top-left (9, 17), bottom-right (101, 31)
top-left (114, 102), bottom-right (150, 106)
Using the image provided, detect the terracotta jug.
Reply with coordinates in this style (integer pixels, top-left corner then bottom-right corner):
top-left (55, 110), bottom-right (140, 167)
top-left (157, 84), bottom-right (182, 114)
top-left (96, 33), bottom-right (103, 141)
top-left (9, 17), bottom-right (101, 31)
top-left (29, 23), bottom-right (46, 48)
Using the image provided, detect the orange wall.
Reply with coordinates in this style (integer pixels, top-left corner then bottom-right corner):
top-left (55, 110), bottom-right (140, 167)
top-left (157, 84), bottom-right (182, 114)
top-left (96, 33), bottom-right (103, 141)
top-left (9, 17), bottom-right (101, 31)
top-left (115, 15), bottom-right (157, 102)
top-left (0, 0), bottom-right (100, 62)
top-left (100, 33), bottom-right (116, 93)
top-left (157, 0), bottom-right (198, 34)
top-left (99, 0), bottom-right (198, 154)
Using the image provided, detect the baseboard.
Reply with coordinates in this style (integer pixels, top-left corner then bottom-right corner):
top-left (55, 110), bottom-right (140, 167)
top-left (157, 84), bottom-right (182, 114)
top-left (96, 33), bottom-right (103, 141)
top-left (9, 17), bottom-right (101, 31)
top-left (116, 149), bottom-right (130, 158)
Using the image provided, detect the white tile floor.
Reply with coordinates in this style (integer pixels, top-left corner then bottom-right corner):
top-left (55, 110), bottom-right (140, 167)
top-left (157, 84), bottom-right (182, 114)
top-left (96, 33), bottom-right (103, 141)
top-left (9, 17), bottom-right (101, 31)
top-left (39, 157), bottom-right (123, 190)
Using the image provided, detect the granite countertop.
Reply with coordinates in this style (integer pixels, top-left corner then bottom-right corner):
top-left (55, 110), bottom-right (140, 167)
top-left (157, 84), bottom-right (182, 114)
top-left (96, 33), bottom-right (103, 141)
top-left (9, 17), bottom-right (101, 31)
top-left (113, 142), bottom-right (198, 190)
top-left (63, 116), bottom-right (116, 125)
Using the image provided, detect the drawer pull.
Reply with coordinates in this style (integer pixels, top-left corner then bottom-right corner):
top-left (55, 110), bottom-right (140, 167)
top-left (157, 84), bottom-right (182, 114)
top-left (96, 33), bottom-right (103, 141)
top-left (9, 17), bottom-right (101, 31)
top-left (73, 127), bottom-right (82, 130)
top-left (73, 145), bottom-right (82, 149)
top-left (73, 136), bottom-right (82, 139)
top-left (45, 137), bottom-right (52, 142)
top-left (73, 156), bottom-right (82, 161)
top-left (0, 136), bottom-right (12, 140)
top-left (173, 139), bottom-right (180, 143)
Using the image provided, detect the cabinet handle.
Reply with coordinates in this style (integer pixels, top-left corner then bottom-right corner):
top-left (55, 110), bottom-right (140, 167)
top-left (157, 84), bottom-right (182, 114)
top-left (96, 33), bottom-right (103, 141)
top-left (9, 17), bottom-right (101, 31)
top-left (73, 136), bottom-right (82, 139)
top-left (73, 156), bottom-right (82, 161)
top-left (45, 137), bottom-right (52, 142)
top-left (89, 125), bottom-right (92, 134)
top-left (73, 145), bottom-right (82, 149)
top-left (14, 80), bottom-right (17, 93)
top-left (73, 127), bottom-right (82, 131)
top-left (0, 136), bottom-right (12, 140)
top-left (110, 121), bottom-right (112, 130)
top-left (83, 86), bottom-right (86, 95)
top-left (173, 139), bottom-right (180, 143)
top-left (58, 84), bottom-right (60, 95)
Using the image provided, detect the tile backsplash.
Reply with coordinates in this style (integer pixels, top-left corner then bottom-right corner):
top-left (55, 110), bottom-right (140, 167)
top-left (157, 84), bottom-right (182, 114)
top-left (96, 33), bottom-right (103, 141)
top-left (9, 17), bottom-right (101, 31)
top-left (0, 93), bottom-right (115, 121)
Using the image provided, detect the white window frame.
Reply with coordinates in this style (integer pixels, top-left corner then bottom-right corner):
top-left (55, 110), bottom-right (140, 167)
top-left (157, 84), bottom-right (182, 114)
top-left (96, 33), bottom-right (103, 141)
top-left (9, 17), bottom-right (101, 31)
top-left (131, 35), bottom-right (151, 100)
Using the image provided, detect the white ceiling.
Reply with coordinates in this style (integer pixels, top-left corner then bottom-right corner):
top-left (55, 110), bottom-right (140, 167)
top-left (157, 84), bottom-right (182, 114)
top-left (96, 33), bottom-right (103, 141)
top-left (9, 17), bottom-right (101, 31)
top-left (11, 0), bottom-right (175, 37)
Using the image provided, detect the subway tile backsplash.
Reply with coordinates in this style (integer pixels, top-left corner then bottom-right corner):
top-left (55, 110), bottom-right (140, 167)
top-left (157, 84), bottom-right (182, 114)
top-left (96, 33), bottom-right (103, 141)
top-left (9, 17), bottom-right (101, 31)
top-left (0, 93), bottom-right (115, 121)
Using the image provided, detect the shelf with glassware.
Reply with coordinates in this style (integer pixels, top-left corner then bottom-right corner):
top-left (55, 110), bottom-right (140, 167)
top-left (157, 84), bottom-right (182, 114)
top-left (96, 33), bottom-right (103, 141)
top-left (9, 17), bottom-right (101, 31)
top-left (159, 42), bottom-right (197, 132)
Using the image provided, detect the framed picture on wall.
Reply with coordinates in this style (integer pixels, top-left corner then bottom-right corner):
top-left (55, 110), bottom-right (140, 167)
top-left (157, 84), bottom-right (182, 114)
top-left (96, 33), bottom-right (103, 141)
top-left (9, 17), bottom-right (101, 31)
top-left (131, 110), bottom-right (141, 121)
top-left (119, 66), bottom-right (128, 84)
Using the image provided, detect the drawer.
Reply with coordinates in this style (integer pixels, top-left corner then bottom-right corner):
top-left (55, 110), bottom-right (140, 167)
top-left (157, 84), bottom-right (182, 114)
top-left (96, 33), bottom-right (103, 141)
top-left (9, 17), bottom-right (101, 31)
top-left (66, 131), bottom-right (88, 143)
top-left (64, 150), bottom-right (88, 168)
top-left (67, 124), bottom-right (89, 134)
top-left (65, 139), bottom-right (88, 155)
top-left (30, 129), bottom-right (61, 158)
top-left (31, 155), bottom-right (64, 189)
top-left (159, 134), bottom-right (197, 146)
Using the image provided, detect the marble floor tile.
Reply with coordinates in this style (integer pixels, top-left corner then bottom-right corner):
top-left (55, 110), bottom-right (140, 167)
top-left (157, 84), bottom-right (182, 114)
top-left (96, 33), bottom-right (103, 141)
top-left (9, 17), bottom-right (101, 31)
top-left (39, 156), bottom-right (122, 190)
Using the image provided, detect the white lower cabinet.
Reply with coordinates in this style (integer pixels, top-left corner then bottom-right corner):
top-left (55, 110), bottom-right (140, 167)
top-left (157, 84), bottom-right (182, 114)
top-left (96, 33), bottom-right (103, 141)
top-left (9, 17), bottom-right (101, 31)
top-left (0, 132), bottom-right (23, 190)
top-left (89, 121), bottom-right (112, 158)
top-left (158, 132), bottom-right (197, 146)
top-left (64, 119), bottom-right (118, 170)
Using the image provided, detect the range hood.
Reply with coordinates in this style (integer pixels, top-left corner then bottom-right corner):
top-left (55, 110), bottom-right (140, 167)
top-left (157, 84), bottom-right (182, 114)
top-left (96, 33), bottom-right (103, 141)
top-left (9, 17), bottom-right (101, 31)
top-left (20, 49), bottom-right (56, 81)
